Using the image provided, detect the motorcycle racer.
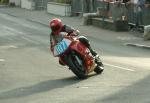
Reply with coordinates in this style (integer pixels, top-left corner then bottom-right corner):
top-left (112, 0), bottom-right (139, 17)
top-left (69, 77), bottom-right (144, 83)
top-left (49, 18), bottom-right (102, 66)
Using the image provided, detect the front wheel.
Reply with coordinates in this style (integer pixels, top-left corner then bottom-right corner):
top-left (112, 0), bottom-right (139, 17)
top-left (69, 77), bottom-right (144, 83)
top-left (67, 52), bottom-right (88, 79)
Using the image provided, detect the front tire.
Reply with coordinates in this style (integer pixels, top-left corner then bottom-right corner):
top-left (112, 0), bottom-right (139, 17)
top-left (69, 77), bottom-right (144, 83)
top-left (67, 52), bottom-right (87, 79)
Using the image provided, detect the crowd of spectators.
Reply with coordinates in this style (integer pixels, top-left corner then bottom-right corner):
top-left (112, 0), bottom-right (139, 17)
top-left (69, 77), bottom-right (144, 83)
top-left (83, 0), bottom-right (150, 28)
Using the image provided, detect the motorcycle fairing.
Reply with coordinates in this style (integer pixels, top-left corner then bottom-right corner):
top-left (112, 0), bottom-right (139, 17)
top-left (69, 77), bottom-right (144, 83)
top-left (69, 40), bottom-right (96, 73)
top-left (53, 38), bottom-right (72, 56)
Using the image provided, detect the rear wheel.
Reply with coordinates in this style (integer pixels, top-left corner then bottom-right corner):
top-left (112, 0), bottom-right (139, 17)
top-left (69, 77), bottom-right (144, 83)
top-left (67, 51), bottom-right (88, 79)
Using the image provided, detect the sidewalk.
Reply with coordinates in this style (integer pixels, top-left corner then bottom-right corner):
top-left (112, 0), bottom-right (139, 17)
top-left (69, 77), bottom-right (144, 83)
top-left (0, 7), bottom-right (149, 50)
top-left (0, 7), bottom-right (82, 28)
top-left (0, 4), bottom-right (8, 8)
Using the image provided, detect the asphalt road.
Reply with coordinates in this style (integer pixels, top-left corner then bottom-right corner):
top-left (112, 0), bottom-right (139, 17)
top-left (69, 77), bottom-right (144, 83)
top-left (0, 12), bottom-right (150, 103)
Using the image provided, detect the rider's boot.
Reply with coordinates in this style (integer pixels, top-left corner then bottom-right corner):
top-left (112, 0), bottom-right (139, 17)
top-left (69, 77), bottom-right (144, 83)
top-left (88, 46), bottom-right (104, 67)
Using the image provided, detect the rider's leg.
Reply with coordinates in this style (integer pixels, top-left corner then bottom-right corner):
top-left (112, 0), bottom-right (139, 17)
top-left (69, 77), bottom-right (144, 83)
top-left (78, 36), bottom-right (97, 56)
top-left (78, 36), bottom-right (103, 66)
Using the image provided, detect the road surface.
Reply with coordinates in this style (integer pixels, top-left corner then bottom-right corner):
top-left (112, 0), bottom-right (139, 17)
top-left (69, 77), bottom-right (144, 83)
top-left (0, 12), bottom-right (150, 103)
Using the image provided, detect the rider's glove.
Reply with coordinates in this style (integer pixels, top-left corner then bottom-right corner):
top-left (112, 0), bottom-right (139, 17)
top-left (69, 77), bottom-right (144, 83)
top-left (73, 30), bottom-right (80, 36)
top-left (69, 30), bottom-right (80, 36)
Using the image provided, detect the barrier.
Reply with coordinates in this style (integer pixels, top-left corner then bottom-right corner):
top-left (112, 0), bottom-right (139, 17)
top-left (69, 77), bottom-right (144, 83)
top-left (71, 0), bottom-right (150, 26)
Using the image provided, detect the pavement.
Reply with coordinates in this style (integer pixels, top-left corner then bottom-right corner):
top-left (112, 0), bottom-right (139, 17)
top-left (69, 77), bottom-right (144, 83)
top-left (0, 4), bottom-right (8, 8)
top-left (0, 7), bottom-right (149, 50)
top-left (1, 6), bottom-right (150, 103)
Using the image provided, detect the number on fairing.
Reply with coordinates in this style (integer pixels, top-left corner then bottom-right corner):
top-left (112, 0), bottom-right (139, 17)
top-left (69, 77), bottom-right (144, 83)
top-left (55, 41), bottom-right (67, 54)
top-left (54, 39), bottom-right (71, 56)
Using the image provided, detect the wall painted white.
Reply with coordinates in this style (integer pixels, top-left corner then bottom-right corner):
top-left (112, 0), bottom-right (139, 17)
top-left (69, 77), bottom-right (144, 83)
top-left (21, 0), bottom-right (35, 10)
top-left (47, 2), bottom-right (71, 16)
top-left (9, 0), bottom-right (21, 6)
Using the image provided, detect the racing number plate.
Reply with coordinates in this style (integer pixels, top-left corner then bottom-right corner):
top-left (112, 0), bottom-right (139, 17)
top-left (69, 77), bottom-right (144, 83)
top-left (54, 38), bottom-right (71, 56)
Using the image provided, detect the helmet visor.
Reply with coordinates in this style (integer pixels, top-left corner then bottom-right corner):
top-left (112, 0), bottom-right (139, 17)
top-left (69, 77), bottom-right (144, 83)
top-left (51, 25), bottom-right (61, 32)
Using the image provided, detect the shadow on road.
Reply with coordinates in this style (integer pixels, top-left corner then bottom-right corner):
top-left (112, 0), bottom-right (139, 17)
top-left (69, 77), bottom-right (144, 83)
top-left (95, 74), bottom-right (150, 103)
top-left (0, 76), bottom-right (80, 100)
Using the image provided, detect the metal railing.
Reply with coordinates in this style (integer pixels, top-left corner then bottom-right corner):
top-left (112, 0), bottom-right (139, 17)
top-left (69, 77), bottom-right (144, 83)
top-left (71, 0), bottom-right (150, 26)
top-left (109, 2), bottom-right (150, 26)
top-left (71, 0), bottom-right (110, 13)
top-left (34, 0), bottom-right (49, 10)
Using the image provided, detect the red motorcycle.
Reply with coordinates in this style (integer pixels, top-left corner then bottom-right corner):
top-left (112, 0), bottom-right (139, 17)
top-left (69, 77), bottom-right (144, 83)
top-left (52, 32), bottom-right (104, 79)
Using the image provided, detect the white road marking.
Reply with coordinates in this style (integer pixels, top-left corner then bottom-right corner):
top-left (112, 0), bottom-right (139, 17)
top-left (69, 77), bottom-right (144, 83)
top-left (104, 63), bottom-right (135, 72)
top-left (0, 45), bottom-right (18, 49)
top-left (0, 59), bottom-right (5, 62)
top-left (78, 86), bottom-right (89, 89)
top-left (117, 36), bottom-right (141, 40)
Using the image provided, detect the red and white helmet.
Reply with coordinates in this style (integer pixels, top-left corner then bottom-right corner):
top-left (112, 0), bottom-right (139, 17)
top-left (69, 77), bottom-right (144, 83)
top-left (49, 18), bottom-right (63, 35)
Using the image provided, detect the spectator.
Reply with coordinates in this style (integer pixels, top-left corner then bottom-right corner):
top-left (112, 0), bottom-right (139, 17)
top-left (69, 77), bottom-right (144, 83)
top-left (123, 0), bottom-right (130, 3)
top-left (122, 0), bottom-right (131, 20)
top-left (134, 0), bottom-right (145, 27)
top-left (83, 0), bottom-right (95, 13)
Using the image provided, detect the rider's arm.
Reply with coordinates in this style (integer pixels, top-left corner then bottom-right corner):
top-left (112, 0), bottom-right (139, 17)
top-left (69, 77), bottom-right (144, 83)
top-left (64, 25), bottom-right (80, 36)
top-left (50, 34), bottom-right (56, 52)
